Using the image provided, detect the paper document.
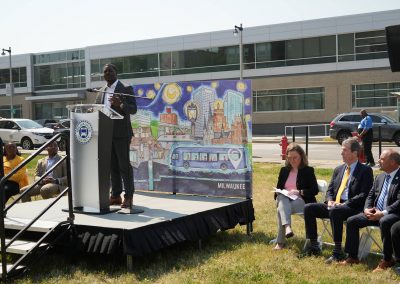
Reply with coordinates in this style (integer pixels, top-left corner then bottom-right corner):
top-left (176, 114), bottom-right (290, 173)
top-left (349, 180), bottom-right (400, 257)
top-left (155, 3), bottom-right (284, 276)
top-left (273, 188), bottom-right (298, 200)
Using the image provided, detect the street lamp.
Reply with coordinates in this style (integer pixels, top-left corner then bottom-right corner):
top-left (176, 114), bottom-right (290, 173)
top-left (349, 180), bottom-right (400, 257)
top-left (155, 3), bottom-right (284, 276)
top-left (233, 24), bottom-right (243, 80)
top-left (1, 47), bottom-right (13, 118)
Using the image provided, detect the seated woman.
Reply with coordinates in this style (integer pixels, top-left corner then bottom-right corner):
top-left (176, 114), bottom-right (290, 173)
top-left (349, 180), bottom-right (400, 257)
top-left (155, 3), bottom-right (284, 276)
top-left (2, 142), bottom-right (29, 204)
top-left (274, 143), bottom-right (318, 250)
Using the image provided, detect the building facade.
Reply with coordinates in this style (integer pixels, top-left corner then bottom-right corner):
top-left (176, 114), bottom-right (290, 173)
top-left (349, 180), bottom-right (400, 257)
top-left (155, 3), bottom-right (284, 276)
top-left (1, 9), bottom-right (400, 134)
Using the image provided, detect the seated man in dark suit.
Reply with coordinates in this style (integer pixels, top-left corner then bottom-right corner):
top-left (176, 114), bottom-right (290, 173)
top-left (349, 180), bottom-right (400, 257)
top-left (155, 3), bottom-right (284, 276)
top-left (300, 138), bottom-right (373, 263)
top-left (341, 149), bottom-right (400, 272)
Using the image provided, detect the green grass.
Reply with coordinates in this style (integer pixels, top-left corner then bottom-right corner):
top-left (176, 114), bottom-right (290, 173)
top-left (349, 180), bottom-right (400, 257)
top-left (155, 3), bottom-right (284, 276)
top-left (9, 163), bottom-right (400, 283)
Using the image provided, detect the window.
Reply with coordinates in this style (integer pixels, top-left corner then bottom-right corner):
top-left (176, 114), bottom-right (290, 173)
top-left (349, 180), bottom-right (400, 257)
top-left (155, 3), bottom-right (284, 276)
top-left (34, 101), bottom-right (73, 120)
top-left (253, 87), bottom-right (324, 112)
top-left (356, 30), bottom-right (387, 60)
top-left (34, 50), bottom-right (84, 64)
top-left (352, 82), bottom-right (400, 108)
top-left (34, 62), bottom-right (85, 91)
top-left (0, 105), bottom-right (22, 118)
top-left (91, 54), bottom-right (159, 81)
top-left (0, 67), bottom-right (27, 89)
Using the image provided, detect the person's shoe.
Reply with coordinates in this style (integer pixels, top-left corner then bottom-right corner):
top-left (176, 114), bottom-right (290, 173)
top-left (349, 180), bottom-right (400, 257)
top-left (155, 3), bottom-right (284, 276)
top-left (372, 259), bottom-right (395, 272)
top-left (325, 253), bottom-right (346, 264)
top-left (285, 232), bottom-right (294, 238)
top-left (285, 226), bottom-right (294, 238)
top-left (121, 197), bottom-right (133, 209)
top-left (339, 257), bottom-right (360, 266)
top-left (273, 243), bottom-right (285, 250)
top-left (109, 195), bottom-right (122, 206)
top-left (393, 266), bottom-right (400, 276)
top-left (298, 247), bottom-right (321, 258)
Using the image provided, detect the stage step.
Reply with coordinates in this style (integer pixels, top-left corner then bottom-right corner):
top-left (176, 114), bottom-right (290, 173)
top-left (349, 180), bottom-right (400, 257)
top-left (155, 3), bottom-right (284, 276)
top-left (0, 263), bottom-right (26, 277)
top-left (4, 217), bottom-right (60, 232)
top-left (2, 239), bottom-right (47, 254)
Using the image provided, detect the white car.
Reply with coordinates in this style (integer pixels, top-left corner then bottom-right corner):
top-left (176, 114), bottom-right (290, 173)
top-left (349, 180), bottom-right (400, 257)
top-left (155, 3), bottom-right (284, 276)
top-left (0, 119), bottom-right (54, 149)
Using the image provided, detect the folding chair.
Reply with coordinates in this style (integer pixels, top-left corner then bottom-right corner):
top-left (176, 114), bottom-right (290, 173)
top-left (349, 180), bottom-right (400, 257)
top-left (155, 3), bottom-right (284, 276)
top-left (303, 179), bottom-right (329, 250)
top-left (358, 225), bottom-right (383, 260)
top-left (269, 180), bottom-right (328, 248)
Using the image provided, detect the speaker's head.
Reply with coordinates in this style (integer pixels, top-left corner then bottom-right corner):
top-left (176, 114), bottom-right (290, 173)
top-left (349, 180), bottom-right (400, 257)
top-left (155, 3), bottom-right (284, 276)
top-left (386, 25), bottom-right (400, 72)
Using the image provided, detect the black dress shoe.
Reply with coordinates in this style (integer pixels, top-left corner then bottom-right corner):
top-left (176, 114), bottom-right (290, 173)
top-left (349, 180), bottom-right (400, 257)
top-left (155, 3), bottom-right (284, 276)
top-left (298, 247), bottom-right (321, 258)
top-left (325, 253), bottom-right (346, 264)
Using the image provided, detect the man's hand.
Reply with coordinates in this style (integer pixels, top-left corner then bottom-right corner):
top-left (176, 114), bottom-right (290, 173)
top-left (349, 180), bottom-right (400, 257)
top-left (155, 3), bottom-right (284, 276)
top-left (43, 177), bottom-right (56, 184)
top-left (288, 189), bottom-right (300, 196)
top-left (327, 200), bottom-right (336, 209)
top-left (109, 95), bottom-right (122, 108)
top-left (364, 207), bottom-right (383, 221)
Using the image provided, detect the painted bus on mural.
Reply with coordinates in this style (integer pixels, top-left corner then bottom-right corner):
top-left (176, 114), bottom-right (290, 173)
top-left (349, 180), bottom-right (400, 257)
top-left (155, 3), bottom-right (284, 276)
top-left (169, 145), bottom-right (249, 173)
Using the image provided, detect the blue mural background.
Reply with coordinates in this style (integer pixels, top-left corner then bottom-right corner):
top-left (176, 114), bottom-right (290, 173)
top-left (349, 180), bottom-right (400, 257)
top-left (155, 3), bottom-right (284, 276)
top-left (130, 80), bottom-right (252, 198)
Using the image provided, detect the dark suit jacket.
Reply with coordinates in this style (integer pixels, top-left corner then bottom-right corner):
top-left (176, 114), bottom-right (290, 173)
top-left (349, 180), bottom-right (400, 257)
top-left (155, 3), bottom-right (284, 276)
top-left (365, 169), bottom-right (400, 214)
top-left (326, 162), bottom-right (373, 210)
top-left (95, 80), bottom-right (137, 138)
top-left (276, 166), bottom-right (319, 204)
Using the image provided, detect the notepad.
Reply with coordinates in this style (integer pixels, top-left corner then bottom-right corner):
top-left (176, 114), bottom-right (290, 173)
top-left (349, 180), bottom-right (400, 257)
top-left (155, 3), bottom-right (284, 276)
top-left (272, 188), bottom-right (298, 200)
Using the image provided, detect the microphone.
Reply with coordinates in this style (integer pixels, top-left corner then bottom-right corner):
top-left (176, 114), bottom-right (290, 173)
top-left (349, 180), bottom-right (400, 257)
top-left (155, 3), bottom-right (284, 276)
top-left (86, 88), bottom-right (153, 99)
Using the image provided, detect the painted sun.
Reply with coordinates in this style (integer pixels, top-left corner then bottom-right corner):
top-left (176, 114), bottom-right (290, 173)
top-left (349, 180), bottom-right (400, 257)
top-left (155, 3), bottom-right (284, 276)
top-left (236, 81), bottom-right (247, 92)
top-left (162, 83), bottom-right (182, 104)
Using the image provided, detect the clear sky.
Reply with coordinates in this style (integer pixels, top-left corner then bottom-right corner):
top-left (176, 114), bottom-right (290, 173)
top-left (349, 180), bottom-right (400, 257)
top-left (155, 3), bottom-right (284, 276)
top-left (2, 0), bottom-right (400, 55)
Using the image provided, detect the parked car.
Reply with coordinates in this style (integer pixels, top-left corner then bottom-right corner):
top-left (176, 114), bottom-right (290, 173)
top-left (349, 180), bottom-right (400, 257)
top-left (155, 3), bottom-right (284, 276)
top-left (329, 112), bottom-right (400, 146)
top-left (53, 119), bottom-right (70, 151)
top-left (34, 119), bottom-right (59, 129)
top-left (0, 119), bottom-right (54, 149)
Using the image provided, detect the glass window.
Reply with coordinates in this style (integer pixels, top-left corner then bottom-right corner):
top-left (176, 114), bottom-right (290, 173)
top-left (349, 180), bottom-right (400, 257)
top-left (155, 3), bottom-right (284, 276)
top-left (303, 37), bottom-right (320, 58)
top-left (34, 50), bottom-right (84, 64)
top-left (0, 105), bottom-right (22, 118)
top-left (286, 39), bottom-right (303, 60)
top-left (320, 36), bottom-right (336, 56)
top-left (34, 101), bottom-right (74, 120)
top-left (352, 82), bottom-right (400, 108)
top-left (338, 33), bottom-right (354, 62)
top-left (0, 67), bottom-right (27, 89)
top-left (254, 87), bottom-right (324, 112)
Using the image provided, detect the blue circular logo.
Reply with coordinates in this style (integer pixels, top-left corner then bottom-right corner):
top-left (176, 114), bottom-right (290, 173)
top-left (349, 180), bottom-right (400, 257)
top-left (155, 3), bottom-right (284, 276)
top-left (74, 120), bottom-right (93, 144)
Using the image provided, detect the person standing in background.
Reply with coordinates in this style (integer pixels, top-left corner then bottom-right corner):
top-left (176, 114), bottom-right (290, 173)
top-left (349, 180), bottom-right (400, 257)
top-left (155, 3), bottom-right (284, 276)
top-left (358, 109), bottom-right (375, 167)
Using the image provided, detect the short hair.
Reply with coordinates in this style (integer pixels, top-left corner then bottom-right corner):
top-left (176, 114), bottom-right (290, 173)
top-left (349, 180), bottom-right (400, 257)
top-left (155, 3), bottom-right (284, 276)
top-left (285, 142), bottom-right (308, 169)
top-left (3, 142), bottom-right (21, 156)
top-left (104, 63), bottom-right (118, 74)
top-left (342, 137), bottom-right (361, 154)
top-left (387, 150), bottom-right (400, 165)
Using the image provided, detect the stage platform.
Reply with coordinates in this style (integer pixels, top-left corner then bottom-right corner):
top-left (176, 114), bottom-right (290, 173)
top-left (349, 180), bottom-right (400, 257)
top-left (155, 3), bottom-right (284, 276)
top-left (5, 191), bottom-right (254, 257)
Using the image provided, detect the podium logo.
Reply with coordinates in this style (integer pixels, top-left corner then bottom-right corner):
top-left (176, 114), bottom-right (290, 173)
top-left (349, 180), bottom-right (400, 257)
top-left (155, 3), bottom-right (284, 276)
top-left (75, 120), bottom-right (93, 144)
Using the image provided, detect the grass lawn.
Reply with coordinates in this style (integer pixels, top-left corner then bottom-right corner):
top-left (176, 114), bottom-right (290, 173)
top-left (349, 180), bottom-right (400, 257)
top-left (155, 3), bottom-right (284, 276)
top-left (9, 162), bottom-right (400, 283)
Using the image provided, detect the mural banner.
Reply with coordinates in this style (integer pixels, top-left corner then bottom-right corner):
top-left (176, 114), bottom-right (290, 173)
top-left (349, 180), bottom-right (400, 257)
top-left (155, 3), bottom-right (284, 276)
top-left (131, 80), bottom-right (252, 198)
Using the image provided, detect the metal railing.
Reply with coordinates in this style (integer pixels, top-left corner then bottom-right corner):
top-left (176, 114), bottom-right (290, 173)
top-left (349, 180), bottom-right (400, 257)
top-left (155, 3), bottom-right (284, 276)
top-left (0, 133), bottom-right (73, 280)
top-left (284, 124), bottom-right (330, 137)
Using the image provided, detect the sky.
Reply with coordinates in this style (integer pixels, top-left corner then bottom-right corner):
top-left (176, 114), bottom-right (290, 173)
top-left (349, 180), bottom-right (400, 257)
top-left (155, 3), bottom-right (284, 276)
top-left (2, 0), bottom-right (400, 55)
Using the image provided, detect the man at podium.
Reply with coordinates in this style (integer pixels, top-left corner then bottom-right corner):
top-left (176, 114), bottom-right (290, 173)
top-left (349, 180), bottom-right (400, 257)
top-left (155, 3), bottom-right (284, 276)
top-left (95, 63), bottom-right (137, 209)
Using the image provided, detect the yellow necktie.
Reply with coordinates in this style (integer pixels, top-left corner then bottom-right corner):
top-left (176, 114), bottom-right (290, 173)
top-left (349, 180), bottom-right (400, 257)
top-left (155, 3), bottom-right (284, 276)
top-left (336, 166), bottom-right (350, 203)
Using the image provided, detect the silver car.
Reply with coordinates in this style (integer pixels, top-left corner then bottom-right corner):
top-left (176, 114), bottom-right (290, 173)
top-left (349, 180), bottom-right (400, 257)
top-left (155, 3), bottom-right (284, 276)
top-left (329, 112), bottom-right (400, 146)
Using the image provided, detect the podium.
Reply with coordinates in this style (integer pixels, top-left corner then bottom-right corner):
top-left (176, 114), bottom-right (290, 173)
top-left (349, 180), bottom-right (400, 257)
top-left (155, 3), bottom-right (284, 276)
top-left (66, 104), bottom-right (123, 214)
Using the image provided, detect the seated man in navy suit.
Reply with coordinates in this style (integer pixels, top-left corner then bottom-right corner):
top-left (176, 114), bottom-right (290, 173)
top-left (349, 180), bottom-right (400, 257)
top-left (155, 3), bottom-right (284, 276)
top-left (300, 138), bottom-right (373, 263)
top-left (341, 149), bottom-right (400, 272)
